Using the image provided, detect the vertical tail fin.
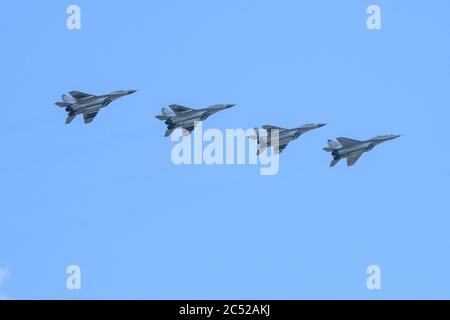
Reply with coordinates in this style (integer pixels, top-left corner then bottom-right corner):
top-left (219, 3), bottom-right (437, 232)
top-left (328, 139), bottom-right (341, 149)
top-left (323, 139), bottom-right (342, 152)
top-left (161, 108), bottom-right (173, 116)
top-left (62, 94), bottom-right (76, 104)
top-left (56, 94), bottom-right (75, 108)
top-left (155, 108), bottom-right (174, 121)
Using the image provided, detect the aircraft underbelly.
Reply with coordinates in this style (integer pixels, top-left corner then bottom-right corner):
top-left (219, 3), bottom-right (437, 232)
top-left (340, 145), bottom-right (368, 156)
top-left (77, 105), bottom-right (103, 114)
top-left (278, 132), bottom-right (291, 140)
top-left (175, 116), bottom-right (202, 125)
top-left (78, 100), bottom-right (104, 109)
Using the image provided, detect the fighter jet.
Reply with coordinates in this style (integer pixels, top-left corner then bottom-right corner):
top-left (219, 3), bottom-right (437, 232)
top-left (55, 90), bottom-right (137, 124)
top-left (155, 104), bottom-right (235, 137)
top-left (250, 124), bottom-right (326, 155)
top-left (323, 135), bottom-right (401, 167)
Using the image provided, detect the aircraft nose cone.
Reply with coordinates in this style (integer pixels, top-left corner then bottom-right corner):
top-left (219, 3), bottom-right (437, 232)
top-left (226, 104), bottom-right (235, 108)
top-left (381, 134), bottom-right (401, 141)
top-left (128, 90), bottom-right (137, 94)
top-left (318, 123), bottom-right (327, 128)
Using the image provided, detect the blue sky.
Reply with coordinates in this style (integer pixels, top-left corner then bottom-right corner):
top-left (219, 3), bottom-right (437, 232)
top-left (1, 0), bottom-right (450, 299)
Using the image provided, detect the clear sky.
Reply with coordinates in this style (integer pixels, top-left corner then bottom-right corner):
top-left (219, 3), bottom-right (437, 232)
top-left (1, 0), bottom-right (450, 299)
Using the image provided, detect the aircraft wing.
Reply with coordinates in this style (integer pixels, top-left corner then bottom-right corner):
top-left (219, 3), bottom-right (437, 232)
top-left (169, 104), bottom-right (194, 114)
top-left (262, 125), bottom-right (286, 131)
top-left (83, 110), bottom-right (99, 124)
top-left (337, 137), bottom-right (363, 148)
top-left (347, 150), bottom-right (364, 166)
top-left (69, 91), bottom-right (96, 100)
top-left (273, 142), bottom-right (289, 155)
top-left (181, 123), bottom-right (198, 136)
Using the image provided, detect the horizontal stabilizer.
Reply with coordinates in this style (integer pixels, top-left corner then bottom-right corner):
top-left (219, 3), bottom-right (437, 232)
top-left (165, 128), bottom-right (176, 137)
top-left (55, 102), bottom-right (71, 108)
top-left (330, 159), bottom-right (340, 167)
top-left (155, 115), bottom-right (170, 121)
top-left (65, 115), bottom-right (76, 125)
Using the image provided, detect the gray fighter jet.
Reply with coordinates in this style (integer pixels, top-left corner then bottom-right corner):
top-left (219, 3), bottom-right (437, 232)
top-left (155, 104), bottom-right (235, 137)
top-left (55, 90), bottom-right (137, 124)
top-left (251, 124), bottom-right (326, 155)
top-left (323, 135), bottom-right (401, 167)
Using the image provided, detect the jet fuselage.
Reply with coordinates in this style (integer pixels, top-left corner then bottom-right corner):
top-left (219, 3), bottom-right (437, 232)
top-left (260, 129), bottom-right (300, 147)
top-left (325, 134), bottom-right (401, 166)
top-left (165, 109), bottom-right (210, 127)
top-left (332, 140), bottom-right (376, 159)
top-left (260, 125), bottom-right (325, 147)
top-left (56, 90), bottom-right (137, 124)
top-left (67, 96), bottom-right (112, 116)
top-left (156, 104), bottom-right (234, 137)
